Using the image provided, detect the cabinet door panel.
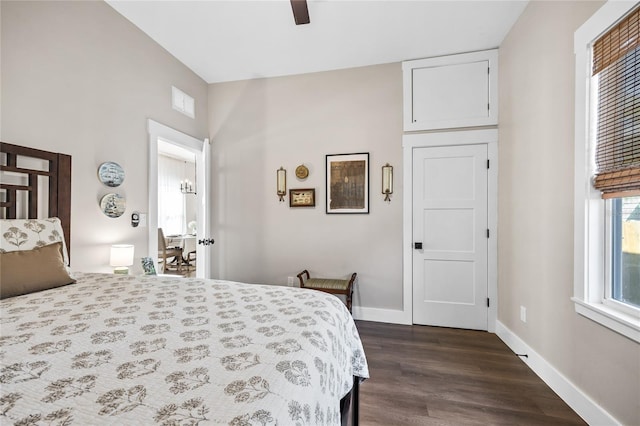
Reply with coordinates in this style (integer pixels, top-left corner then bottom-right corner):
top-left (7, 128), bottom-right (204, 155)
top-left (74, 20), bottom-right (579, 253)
top-left (413, 61), bottom-right (488, 124)
top-left (403, 50), bottom-right (498, 131)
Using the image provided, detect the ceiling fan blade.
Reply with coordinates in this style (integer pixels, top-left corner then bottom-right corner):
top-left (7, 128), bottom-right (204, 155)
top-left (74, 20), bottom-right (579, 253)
top-left (290, 0), bottom-right (310, 25)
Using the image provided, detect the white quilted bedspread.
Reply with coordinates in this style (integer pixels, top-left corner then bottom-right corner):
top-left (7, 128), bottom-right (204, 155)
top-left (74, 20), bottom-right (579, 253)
top-left (0, 273), bottom-right (368, 425)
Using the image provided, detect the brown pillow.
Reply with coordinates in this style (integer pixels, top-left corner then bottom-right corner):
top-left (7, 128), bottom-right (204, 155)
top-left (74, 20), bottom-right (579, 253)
top-left (0, 242), bottom-right (75, 299)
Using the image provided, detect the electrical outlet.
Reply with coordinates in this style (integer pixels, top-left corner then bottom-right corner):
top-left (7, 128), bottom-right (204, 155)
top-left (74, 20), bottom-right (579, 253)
top-left (520, 306), bottom-right (527, 323)
top-left (287, 276), bottom-right (294, 286)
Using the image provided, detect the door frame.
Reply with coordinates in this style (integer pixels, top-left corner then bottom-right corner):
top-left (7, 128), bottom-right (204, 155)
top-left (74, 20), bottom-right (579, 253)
top-left (402, 129), bottom-right (498, 331)
top-left (147, 119), bottom-right (211, 278)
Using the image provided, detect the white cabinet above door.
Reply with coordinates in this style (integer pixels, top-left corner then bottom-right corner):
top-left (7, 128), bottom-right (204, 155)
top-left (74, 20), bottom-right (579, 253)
top-left (403, 49), bottom-right (498, 131)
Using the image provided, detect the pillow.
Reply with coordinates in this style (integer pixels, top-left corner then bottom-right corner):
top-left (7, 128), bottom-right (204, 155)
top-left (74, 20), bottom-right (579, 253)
top-left (0, 217), bottom-right (70, 266)
top-left (0, 242), bottom-right (75, 299)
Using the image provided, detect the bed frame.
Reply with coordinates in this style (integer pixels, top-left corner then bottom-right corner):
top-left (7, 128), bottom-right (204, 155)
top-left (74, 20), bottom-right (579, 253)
top-left (342, 376), bottom-right (360, 426)
top-left (0, 141), bottom-right (363, 424)
top-left (0, 141), bottom-right (71, 260)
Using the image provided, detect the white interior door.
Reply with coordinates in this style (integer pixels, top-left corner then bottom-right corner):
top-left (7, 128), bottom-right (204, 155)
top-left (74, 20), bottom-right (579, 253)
top-left (412, 144), bottom-right (488, 330)
top-left (196, 138), bottom-right (211, 278)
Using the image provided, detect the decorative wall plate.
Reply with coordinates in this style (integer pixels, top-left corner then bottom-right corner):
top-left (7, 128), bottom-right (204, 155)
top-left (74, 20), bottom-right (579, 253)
top-left (98, 162), bottom-right (125, 187)
top-left (295, 164), bottom-right (309, 179)
top-left (100, 193), bottom-right (126, 218)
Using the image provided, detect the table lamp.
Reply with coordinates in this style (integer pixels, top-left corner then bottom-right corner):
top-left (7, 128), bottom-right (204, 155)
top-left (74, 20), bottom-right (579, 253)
top-left (110, 244), bottom-right (134, 274)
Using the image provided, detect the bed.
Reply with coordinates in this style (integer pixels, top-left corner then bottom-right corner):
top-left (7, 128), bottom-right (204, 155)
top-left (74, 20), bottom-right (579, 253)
top-left (0, 142), bottom-right (369, 425)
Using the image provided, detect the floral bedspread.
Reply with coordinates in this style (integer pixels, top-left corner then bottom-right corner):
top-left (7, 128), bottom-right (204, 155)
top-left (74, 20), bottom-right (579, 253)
top-left (0, 273), bottom-right (369, 425)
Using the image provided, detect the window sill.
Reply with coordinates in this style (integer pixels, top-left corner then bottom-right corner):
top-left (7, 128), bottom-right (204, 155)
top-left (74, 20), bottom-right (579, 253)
top-left (572, 298), bottom-right (640, 343)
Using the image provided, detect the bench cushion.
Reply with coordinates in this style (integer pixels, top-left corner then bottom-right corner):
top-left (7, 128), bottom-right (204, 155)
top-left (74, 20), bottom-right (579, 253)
top-left (305, 278), bottom-right (351, 291)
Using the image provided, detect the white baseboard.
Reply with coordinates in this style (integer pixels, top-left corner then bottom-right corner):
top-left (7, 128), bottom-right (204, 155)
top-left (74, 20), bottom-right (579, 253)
top-left (495, 321), bottom-right (619, 426)
top-left (352, 306), bottom-right (411, 325)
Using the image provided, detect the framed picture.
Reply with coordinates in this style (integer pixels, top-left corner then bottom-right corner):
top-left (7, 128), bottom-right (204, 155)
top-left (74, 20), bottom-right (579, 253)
top-left (326, 152), bottom-right (369, 214)
top-left (289, 188), bottom-right (315, 207)
top-left (141, 257), bottom-right (157, 275)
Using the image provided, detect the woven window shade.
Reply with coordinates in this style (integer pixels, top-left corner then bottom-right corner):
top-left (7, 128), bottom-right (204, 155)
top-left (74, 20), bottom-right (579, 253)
top-left (592, 6), bottom-right (640, 199)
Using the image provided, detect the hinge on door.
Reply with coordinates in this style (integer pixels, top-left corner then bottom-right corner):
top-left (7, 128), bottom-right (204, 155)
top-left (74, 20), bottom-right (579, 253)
top-left (487, 298), bottom-right (490, 307)
top-left (487, 159), bottom-right (490, 169)
top-left (487, 103), bottom-right (490, 112)
top-left (487, 229), bottom-right (490, 238)
top-left (488, 66), bottom-right (490, 75)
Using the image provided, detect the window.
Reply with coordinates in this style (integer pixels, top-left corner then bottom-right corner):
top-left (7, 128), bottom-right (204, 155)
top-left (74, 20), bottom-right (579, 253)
top-left (158, 154), bottom-right (188, 236)
top-left (574, 2), bottom-right (640, 343)
top-left (610, 197), bottom-right (640, 311)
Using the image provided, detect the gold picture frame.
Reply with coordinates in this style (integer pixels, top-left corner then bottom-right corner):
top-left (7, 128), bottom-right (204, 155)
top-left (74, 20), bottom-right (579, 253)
top-left (289, 188), bottom-right (316, 207)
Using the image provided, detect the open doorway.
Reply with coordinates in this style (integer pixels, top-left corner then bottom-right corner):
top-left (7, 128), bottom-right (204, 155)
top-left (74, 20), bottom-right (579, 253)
top-left (147, 119), bottom-right (211, 278)
top-left (157, 141), bottom-right (197, 276)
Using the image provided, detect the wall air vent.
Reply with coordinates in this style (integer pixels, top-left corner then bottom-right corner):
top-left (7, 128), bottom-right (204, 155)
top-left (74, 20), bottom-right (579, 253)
top-left (171, 86), bottom-right (195, 119)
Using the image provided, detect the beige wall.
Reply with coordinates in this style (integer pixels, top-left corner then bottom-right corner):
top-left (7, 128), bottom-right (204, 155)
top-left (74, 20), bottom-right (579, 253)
top-left (499, 1), bottom-right (639, 424)
top-left (208, 63), bottom-right (404, 309)
top-left (1, 1), bottom-right (208, 273)
top-left (4, 0), bottom-right (637, 421)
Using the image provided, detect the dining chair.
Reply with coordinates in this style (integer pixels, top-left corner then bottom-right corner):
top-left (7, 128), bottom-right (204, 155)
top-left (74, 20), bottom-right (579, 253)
top-left (158, 228), bottom-right (183, 273)
top-left (182, 236), bottom-right (197, 271)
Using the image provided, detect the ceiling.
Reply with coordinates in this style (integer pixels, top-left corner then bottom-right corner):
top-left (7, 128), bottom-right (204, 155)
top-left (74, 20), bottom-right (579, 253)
top-left (158, 140), bottom-right (196, 162)
top-left (106, 0), bottom-right (528, 84)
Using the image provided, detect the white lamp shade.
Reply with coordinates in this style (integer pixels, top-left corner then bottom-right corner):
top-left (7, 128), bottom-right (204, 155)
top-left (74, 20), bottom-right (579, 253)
top-left (110, 244), bottom-right (134, 267)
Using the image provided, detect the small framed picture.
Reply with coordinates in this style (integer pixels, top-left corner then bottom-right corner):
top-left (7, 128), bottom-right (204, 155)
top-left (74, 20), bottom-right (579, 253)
top-left (289, 188), bottom-right (316, 207)
top-left (326, 152), bottom-right (369, 214)
top-left (141, 257), bottom-right (157, 275)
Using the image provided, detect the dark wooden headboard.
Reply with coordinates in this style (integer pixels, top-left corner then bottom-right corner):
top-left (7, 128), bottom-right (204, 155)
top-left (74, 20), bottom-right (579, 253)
top-left (0, 142), bottom-right (72, 259)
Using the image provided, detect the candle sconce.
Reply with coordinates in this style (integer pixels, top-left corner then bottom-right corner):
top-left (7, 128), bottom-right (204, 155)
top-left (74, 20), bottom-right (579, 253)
top-left (382, 163), bottom-right (393, 202)
top-left (277, 167), bottom-right (286, 202)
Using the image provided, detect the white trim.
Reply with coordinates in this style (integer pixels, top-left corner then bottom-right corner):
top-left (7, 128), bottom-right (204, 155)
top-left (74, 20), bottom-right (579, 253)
top-left (572, 298), bottom-right (640, 342)
top-left (487, 139), bottom-right (498, 332)
top-left (352, 306), bottom-right (411, 325)
top-left (495, 321), bottom-right (620, 426)
top-left (402, 129), bottom-right (498, 330)
top-left (401, 142), bottom-right (415, 325)
top-left (148, 119), bottom-right (203, 152)
top-left (573, 0), bottom-right (640, 343)
top-left (147, 119), bottom-right (210, 278)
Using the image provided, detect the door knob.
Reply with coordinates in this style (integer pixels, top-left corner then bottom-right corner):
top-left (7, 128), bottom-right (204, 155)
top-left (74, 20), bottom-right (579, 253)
top-left (414, 242), bottom-right (423, 250)
top-left (198, 238), bottom-right (215, 246)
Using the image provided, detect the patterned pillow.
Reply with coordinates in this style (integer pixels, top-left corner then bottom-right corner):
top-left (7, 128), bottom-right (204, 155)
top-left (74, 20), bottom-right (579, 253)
top-left (0, 217), bottom-right (70, 266)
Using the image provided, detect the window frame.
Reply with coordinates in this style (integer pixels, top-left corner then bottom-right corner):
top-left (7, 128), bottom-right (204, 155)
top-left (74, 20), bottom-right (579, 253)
top-left (573, 0), bottom-right (640, 344)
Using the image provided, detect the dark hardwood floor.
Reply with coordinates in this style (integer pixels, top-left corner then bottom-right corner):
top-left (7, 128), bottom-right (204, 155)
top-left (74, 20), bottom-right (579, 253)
top-left (355, 321), bottom-right (586, 426)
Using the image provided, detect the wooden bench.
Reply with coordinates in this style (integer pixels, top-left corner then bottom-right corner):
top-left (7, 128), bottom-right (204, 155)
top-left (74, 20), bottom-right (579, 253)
top-left (297, 270), bottom-right (356, 313)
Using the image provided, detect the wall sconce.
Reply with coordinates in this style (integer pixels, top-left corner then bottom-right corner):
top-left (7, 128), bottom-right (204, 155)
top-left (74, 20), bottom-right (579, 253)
top-left (277, 167), bottom-right (286, 202)
top-left (110, 244), bottom-right (134, 274)
top-left (382, 163), bottom-right (393, 202)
